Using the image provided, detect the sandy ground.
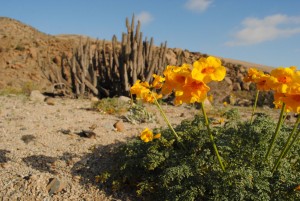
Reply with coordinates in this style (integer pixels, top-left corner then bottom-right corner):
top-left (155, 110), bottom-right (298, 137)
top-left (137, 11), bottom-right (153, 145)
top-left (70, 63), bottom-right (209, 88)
top-left (0, 94), bottom-right (200, 200)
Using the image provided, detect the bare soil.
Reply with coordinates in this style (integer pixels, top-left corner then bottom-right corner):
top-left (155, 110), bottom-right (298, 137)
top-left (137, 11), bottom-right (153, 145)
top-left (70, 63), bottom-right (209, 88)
top-left (0, 94), bottom-right (202, 200)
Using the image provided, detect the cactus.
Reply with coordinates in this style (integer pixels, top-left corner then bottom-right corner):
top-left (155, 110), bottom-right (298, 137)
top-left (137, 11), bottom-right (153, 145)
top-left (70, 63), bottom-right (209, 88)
top-left (59, 15), bottom-right (168, 98)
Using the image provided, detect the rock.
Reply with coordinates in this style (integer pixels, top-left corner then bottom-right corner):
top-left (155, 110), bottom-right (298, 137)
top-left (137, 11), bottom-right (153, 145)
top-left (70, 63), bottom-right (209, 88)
top-left (28, 47), bottom-right (37, 59)
top-left (113, 120), bottom-right (125, 132)
top-left (79, 130), bottom-right (96, 139)
top-left (194, 98), bottom-right (213, 111)
top-left (241, 82), bottom-right (251, 91)
top-left (52, 56), bottom-right (61, 65)
top-left (173, 48), bottom-right (183, 55)
top-left (29, 90), bottom-right (45, 102)
top-left (45, 97), bottom-right (55, 105)
top-left (90, 96), bottom-right (99, 102)
top-left (223, 94), bottom-right (237, 105)
top-left (21, 134), bottom-right (36, 144)
top-left (183, 50), bottom-right (190, 58)
top-left (236, 72), bottom-right (244, 81)
top-left (166, 49), bottom-right (177, 65)
top-left (224, 77), bottom-right (232, 85)
top-left (232, 82), bottom-right (241, 91)
top-left (203, 98), bottom-right (213, 111)
top-left (46, 177), bottom-right (66, 195)
top-left (89, 124), bottom-right (97, 130)
top-left (236, 99), bottom-right (252, 107)
top-left (0, 162), bottom-right (11, 169)
top-left (72, 175), bottom-right (81, 182)
top-left (118, 96), bottom-right (131, 103)
top-left (60, 129), bottom-right (71, 135)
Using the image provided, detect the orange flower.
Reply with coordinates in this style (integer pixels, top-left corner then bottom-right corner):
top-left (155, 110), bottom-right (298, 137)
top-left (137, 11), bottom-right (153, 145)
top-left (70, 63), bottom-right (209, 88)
top-left (174, 76), bottom-right (210, 105)
top-left (161, 64), bottom-right (191, 95)
top-left (274, 93), bottom-right (300, 113)
top-left (192, 56), bottom-right (226, 83)
top-left (268, 67), bottom-right (297, 93)
top-left (255, 74), bottom-right (272, 91)
top-left (244, 68), bottom-right (271, 91)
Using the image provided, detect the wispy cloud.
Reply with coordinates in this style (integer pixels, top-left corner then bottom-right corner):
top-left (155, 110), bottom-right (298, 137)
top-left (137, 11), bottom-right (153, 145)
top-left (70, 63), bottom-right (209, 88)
top-left (226, 14), bottom-right (300, 46)
top-left (185, 0), bottom-right (213, 12)
top-left (136, 11), bottom-right (153, 25)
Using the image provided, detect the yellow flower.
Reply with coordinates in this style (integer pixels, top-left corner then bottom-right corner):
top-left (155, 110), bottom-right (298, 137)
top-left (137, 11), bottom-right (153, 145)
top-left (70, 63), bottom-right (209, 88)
top-left (255, 74), bottom-right (272, 91)
top-left (130, 80), bottom-right (145, 95)
top-left (161, 64), bottom-right (191, 95)
top-left (192, 56), bottom-right (226, 83)
top-left (130, 80), bottom-right (162, 103)
top-left (140, 128), bottom-right (153, 142)
top-left (244, 68), bottom-right (261, 82)
top-left (268, 67), bottom-right (297, 93)
top-left (290, 69), bottom-right (300, 94)
top-left (174, 76), bottom-right (210, 105)
top-left (207, 94), bottom-right (214, 103)
top-left (223, 101), bottom-right (228, 107)
top-left (154, 133), bottom-right (161, 139)
top-left (244, 68), bottom-right (271, 91)
top-left (274, 93), bottom-right (300, 113)
top-left (142, 91), bottom-right (162, 103)
top-left (152, 74), bottom-right (165, 89)
top-left (140, 128), bottom-right (161, 142)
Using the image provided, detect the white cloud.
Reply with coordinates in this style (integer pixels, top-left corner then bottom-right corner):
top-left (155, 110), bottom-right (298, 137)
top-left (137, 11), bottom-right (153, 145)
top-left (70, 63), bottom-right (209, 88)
top-left (135, 11), bottom-right (153, 25)
top-left (185, 0), bottom-right (213, 12)
top-left (226, 14), bottom-right (300, 46)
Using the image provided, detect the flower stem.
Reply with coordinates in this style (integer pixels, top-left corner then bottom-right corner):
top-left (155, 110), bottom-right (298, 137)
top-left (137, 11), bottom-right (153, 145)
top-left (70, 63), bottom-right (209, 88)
top-left (200, 102), bottom-right (225, 172)
top-left (151, 93), bottom-right (181, 142)
top-left (250, 90), bottom-right (259, 124)
top-left (272, 115), bottom-right (300, 172)
top-left (265, 102), bottom-right (286, 160)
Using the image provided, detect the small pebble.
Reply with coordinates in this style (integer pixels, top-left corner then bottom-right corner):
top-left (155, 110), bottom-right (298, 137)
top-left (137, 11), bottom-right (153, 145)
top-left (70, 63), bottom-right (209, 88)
top-left (113, 120), bottom-right (125, 132)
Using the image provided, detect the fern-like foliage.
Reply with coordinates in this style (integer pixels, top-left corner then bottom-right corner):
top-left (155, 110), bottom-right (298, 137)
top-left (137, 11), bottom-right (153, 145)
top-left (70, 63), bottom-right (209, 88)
top-left (97, 113), bottom-right (300, 201)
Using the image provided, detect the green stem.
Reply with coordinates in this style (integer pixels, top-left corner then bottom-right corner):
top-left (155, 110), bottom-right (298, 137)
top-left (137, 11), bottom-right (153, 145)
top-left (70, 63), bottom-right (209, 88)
top-left (272, 115), bottom-right (300, 172)
top-left (250, 90), bottom-right (260, 124)
top-left (151, 93), bottom-right (181, 142)
top-left (200, 102), bottom-right (226, 172)
top-left (265, 103), bottom-right (286, 160)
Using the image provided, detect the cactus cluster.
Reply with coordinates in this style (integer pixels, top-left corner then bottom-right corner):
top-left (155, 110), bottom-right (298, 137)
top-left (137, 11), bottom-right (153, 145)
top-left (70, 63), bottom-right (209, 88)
top-left (46, 15), bottom-right (168, 98)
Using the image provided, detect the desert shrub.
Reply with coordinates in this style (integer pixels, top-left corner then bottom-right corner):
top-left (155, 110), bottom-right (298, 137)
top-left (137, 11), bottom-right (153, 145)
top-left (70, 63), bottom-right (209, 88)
top-left (0, 87), bottom-right (22, 95)
top-left (92, 97), bottom-right (129, 115)
top-left (123, 103), bottom-right (156, 124)
top-left (97, 113), bottom-right (300, 200)
top-left (21, 81), bottom-right (38, 96)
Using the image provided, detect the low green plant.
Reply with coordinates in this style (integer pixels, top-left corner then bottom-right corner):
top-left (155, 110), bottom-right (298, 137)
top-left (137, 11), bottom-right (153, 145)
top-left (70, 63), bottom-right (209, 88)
top-left (0, 82), bottom-right (38, 96)
top-left (21, 81), bottom-right (38, 96)
top-left (92, 97), bottom-right (129, 115)
top-left (0, 86), bottom-right (22, 95)
top-left (124, 103), bottom-right (156, 124)
top-left (97, 113), bottom-right (300, 200)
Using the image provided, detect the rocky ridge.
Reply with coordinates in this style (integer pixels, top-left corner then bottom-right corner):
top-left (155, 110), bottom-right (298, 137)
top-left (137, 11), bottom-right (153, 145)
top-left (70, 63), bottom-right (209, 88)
top-left (0, 17), bottom-right (275, 106)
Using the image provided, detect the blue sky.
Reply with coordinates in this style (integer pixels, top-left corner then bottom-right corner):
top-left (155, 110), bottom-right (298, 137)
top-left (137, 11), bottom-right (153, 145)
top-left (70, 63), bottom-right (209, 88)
top-left (1, 0), bottom-right (300, 69)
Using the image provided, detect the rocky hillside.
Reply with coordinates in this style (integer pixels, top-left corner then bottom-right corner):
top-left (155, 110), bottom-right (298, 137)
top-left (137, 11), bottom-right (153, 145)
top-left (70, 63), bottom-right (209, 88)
top-left (0, 17), bottom-right (274, 105)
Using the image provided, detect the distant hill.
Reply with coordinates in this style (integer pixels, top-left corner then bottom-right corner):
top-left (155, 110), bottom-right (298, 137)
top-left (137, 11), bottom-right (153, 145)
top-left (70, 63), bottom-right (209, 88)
top-left (0, 17), bottom-right (274, 105)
